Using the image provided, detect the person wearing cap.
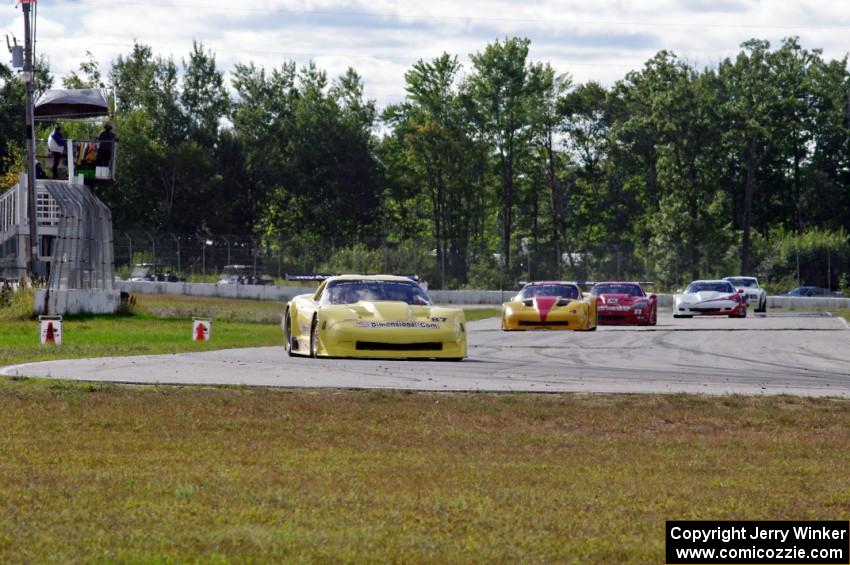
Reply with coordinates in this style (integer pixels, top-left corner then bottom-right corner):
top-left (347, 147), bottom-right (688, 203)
top-left (96, 121), bottom-right (118, 167)
top-left (46, 124), bottom-right (66, 178)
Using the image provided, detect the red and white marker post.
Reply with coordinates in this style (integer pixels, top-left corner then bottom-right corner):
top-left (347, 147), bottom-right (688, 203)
top-left (39, 315), bottom-right (62, 345)
top-left (192, 318), bottom-right (211, 341)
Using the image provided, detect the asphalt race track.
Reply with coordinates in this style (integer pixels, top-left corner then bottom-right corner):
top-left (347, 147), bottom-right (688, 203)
top-left (3, 313), bottom-right (850, 397)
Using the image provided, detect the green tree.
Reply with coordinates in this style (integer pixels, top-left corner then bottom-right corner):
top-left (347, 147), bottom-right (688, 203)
top-left (768, 39), bottom-right (821, 236)
top-left (610, 53), bottom-right (731, 283)
top-left (559, 80), bottom-right (614, 271)
top-left (718, 39), bottom-right (778, 274)
top-left (383, 54), bottom-right (487, 287)
top-left (798, 50), bottom-right (850, 235)
top-left (526, 64), bottom-right (572, 278)
top-left (0, 59), bottom-right (52, 186)
top-left (229, 61), bottom-right (299, 234)
top-left (467, 37), bottom-right (539, 275)
top-left (181, 41), bottom-right (229, 143)
top-left (63, 51), bottom-right (105, 89)
top-left (249, 63), bottom-right (383, 243)
top-left (104, 42), bottom-right (234, 232)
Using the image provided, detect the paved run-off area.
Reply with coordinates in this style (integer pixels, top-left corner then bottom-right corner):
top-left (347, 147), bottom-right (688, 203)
top-left (3, 313), bottom-right (850, 397)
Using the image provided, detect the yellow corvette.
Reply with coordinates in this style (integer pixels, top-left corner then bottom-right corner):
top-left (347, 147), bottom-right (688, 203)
top-left (501, 281), bottom-right (597, 331)
top-left (283, 275), bottom-right (467, 359)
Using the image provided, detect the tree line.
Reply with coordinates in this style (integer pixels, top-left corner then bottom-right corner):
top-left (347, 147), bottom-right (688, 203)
top-left (1, 37), bottom-right (849, 290)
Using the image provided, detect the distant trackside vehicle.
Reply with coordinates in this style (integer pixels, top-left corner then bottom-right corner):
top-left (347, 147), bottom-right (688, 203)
top-left (784, 286), bottom-right (844, 298)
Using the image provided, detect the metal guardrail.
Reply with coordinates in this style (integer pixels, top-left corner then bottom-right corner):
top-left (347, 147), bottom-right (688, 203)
top-left (0, 184), bottom-right (18, 240)
top-left (0, 176), bottom-right (115, 287)
top-left (1, 178), bottom-right (61, 238)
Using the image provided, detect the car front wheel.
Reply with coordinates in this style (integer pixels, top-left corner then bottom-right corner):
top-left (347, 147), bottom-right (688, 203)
top-left (284, 311), bottom-right (296, 357)
top-left (310, 316), bottom-right (320, 358)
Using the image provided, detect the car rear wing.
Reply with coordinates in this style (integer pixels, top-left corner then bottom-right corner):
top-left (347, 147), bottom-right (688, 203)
top-left (285, 273), bottom-right (335, 281)
top-left (576, 280), bottom-right (655, 286)
top-left (285, 273), bottom-right (420, 282)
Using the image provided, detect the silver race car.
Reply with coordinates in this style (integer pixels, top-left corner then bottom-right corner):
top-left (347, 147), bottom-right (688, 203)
top-left (723, 276), bottom-right (767, 312)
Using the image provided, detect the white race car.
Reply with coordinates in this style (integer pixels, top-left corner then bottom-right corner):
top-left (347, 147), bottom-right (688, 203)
top-left (673, 280), bottom-right (747, 318)
top-left (723, 276), bottom-right (767, 312)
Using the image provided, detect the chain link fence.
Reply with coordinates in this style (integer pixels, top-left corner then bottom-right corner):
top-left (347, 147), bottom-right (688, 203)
top-left (4, 229), bottom-right (845, 293)
top-left (113, 233), bottom-right (669, 289)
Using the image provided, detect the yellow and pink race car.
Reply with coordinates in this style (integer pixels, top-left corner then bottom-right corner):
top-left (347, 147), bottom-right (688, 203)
top-left (501, 281), bottom-right (597, 331)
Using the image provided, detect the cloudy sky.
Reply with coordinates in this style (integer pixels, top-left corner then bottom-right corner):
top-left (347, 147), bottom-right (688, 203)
top-left (2, 0), bottom-right (850, 108)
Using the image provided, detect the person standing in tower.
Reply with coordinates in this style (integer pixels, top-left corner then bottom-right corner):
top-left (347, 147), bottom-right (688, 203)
top-left (47, 124), bottom-right (66, 179)
top-left (95, 121), bottom-right (118, 167)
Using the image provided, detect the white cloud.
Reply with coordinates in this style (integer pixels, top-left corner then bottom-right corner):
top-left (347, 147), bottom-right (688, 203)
top-left (2, 0), bottom-right (848, 108)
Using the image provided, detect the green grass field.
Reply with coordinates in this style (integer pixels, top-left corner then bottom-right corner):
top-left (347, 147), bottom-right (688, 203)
top-left (0, 294), bottom-right (500, 367)
top-left (0, 295), bottom-right (286, 367)
top-left (1, 294), bottom-right (848, 561)
top-left (0, 382), bottom-right (847, 562)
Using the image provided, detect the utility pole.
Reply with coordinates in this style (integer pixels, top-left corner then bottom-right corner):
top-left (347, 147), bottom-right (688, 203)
top-left (22, 0), bottom-right (39, 281)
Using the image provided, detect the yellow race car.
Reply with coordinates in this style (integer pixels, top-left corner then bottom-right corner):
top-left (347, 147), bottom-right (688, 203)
top-left (283, 275), bottom-right (467, 359)
top-left (501, 281), bottom-right (597, 331)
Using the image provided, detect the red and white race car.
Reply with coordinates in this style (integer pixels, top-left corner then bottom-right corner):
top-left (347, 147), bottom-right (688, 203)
top-left (673, 279), bottom-right (747, 318)
top-left (591, 282), bottom-right (657, 326)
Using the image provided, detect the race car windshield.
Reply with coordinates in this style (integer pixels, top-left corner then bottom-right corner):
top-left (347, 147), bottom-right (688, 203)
top-left (324, 280), bottom-right (433, 305)
top-left (592, 284), bottom-right (643, 296)
top-left (686, 282), bottom-right (735, 293)
top-left (518, 284), bottom-right (579, 300)
top-left (725, 278), bottom-right (757, 288)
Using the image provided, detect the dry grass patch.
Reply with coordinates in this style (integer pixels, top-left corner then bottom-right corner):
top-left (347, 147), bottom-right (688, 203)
top-left (0, 384), bottom-right (847, 562)
top-left (136, 294), bottom-right (286, 324)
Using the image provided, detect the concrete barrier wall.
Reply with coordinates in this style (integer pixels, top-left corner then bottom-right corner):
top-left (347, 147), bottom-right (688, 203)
top-left (34, 289), bottom-right (121, 315)
top-left (118, 281), bottom-right (316, 302)
top-left (118, 285), bottom-right (520, 305)
top-left (767, 295), bottom-right (850, 309)
top-left (429, 290), bottom-right (513, 304)
top-left (116, 282), bottom-right (850, 309)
